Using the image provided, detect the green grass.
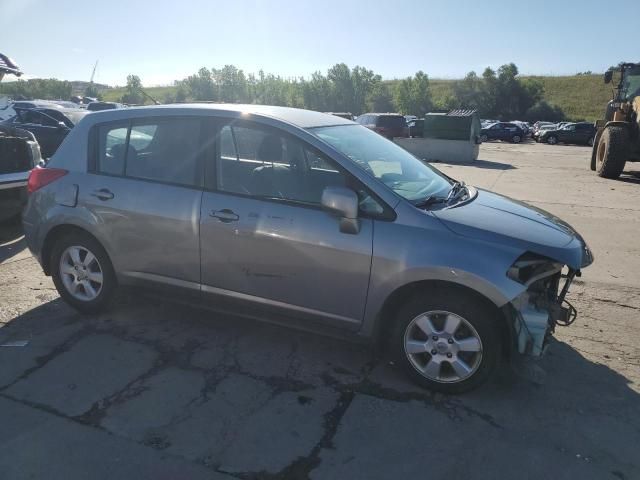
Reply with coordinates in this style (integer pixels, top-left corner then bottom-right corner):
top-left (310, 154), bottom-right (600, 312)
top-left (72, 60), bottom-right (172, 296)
top-left (525, 75), bottom-right (611, 121)
top-left (389, 75), bottom-right (610, 121)
top-left (101, 74), bottom-right (611, 121)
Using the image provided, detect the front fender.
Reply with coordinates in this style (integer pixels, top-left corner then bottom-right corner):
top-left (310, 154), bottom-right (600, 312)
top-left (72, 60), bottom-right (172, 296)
top-left (360, 216), bottom-right (526, 337)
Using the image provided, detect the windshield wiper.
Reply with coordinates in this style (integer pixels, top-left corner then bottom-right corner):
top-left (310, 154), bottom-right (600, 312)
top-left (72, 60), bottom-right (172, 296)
top-left (413, 196), bottom-right (449, 209)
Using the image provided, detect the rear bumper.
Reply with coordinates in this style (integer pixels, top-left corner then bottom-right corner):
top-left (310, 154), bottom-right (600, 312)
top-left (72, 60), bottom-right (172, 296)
top-left (0, 181), bottom-right (27, 222)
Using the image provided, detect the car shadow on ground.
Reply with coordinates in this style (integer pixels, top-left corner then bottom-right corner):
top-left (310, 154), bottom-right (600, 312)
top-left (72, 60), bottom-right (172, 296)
top-left (0, 220), bottom-right (26, 264)
top-left (430, 159), bottom-right (516, 171)
top-left (1, 292), bottom-right (638, 409)
top-left (1, 295), bottom-right (639, 478)
top-left (618, 169), bottom-right (640, 185)
top-left (472, 159), bottom-right (517, 170)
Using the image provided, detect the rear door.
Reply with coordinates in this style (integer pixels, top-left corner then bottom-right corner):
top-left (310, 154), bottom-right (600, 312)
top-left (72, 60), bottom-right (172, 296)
top-left (199, 119), bottom-right (375, 329)
top-left (82, 116), bottom-right (207, 293)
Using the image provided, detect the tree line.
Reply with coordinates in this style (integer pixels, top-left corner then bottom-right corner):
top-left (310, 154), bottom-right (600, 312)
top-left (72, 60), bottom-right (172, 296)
top-left (118, 62), bottom-right (566, 121)
top-left (0, 78), bottom-right (73, 101)
top-left (1, 62), bottom-right (567, 121)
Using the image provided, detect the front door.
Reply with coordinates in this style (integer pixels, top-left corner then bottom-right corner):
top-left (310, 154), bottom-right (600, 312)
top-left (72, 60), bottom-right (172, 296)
top-left (200, 120), bottom-right (374, 329)
top-left (82, 116), bottom-right (206, 290)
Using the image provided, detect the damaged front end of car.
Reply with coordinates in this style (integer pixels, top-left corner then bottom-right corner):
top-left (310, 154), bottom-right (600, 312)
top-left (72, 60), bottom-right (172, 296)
top-left (504, 251), bottom-right (589, 356)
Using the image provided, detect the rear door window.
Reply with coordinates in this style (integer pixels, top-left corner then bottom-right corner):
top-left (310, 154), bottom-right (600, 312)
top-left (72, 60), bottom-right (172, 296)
top-left (95, 117), bottom-right (205, 187)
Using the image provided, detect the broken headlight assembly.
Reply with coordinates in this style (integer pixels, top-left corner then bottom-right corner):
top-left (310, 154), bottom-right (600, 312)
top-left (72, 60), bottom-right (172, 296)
top-left (507, 253), bottom-right (579, 355)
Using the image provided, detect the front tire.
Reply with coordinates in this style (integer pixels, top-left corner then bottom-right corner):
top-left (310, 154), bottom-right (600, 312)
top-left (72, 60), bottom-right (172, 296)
top-left (546, 135), bottom-right (558, 145)
top-left (390, 289), bottom-right (501, 394)
top-left (596, 126), bottom-right (629, 179)
top-left (479, 134), bottom-right (488, 143)
top-left (511, 135), bottom-right (522, 143)
top-left (51, 232), bottom-right (116, 313)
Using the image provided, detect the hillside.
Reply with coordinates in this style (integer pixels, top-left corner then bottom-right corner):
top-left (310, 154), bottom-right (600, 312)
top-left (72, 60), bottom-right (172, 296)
top-left (99, 74), bottom-right (611, 121)
top-left (402, 74), bottom-right (611, 121)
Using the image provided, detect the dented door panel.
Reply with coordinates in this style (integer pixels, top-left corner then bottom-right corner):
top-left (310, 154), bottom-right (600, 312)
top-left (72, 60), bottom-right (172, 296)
top-left (200, 191), bottom-right (373, 327)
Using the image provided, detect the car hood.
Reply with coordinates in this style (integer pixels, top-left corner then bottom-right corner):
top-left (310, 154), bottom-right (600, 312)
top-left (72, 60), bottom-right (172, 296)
top-left (433, 189), bottom-right (593, 269)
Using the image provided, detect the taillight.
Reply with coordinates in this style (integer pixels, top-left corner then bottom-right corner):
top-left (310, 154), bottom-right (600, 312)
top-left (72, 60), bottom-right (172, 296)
top-left (27, 167), bottom-right (68, 194)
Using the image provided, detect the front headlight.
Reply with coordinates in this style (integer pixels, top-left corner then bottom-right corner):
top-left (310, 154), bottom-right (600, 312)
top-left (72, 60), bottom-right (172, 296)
top-left (581, 243), bottom-right (594, 268)
top-left (507, 252), bottom-right (563, 285)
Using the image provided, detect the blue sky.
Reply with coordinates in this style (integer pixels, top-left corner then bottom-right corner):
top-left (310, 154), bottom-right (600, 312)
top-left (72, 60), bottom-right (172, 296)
top-left (2, 0), bottom-right (639, 86)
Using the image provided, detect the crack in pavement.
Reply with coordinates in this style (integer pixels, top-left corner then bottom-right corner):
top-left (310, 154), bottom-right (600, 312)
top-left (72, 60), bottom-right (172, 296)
top-left (0, 323), bottom-right (91, 391)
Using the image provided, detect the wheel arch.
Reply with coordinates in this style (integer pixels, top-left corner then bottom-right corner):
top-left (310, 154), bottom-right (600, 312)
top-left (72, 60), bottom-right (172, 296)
top-left (371, 280), bottom-right (514, 356)
top-left (41, 224), bottom-right (108, 276)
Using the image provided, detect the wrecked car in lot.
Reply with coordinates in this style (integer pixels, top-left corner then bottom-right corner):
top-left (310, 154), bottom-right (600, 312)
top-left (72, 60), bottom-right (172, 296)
top-left (0, 127), bottom-right (41, 222)
top-left (1, 107), bottom-right (88, 159)
top-left (22, 105), bottom-right (593, 393)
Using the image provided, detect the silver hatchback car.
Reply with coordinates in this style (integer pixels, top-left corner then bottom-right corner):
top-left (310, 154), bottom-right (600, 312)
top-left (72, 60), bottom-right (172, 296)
top-left (23, 104), bottom-right (593, 393)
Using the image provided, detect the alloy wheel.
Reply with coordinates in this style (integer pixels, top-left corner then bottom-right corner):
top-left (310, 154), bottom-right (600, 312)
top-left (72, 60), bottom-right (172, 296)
top-left (59, 245), bottom-right (104, 301)
top-left (403, 310), bottom-right (483, 383)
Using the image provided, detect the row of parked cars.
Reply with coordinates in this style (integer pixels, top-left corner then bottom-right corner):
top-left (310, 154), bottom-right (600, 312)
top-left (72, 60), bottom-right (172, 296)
top-left (479, 119), bottom-right (596, 146)
top-left (532, 121), bottom-right (596, 146)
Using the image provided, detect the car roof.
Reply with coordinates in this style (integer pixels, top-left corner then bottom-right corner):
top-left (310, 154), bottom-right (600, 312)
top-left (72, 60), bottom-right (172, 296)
top-left (32, 107), bottom-right (86, 115)
top-left (361, 112), bottom-right (403, 117)
top-left (83, 104), bottom-right (354, 129)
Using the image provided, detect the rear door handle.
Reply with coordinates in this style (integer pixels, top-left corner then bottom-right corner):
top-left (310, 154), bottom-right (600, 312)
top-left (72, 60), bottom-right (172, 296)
top-left (210, 209), bottom-right (239, 223)
top-left (91, 188), bottom-right (114, 201)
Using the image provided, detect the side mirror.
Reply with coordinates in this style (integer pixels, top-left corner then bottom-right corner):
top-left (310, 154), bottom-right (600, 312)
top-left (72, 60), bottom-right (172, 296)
top-left (321, 186), bottom-right (360, 234)
top-left (604, 70), bottom-right (613, 84)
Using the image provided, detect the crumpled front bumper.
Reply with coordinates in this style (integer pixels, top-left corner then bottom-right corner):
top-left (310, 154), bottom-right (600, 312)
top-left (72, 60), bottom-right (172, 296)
top-left (509, 270), bottom-right (579, 356)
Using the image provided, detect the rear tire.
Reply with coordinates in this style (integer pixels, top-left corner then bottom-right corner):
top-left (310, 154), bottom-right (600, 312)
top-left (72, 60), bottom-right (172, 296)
top-left (546, 135), bottom-right (558, 145)
top-left (596, 126), bottom-right (629, 179)
top-left (480, 134), bottom-right (488, 143)
top-left (511, 135), bottom-right (521, 143)
top-left (390, 288), bottom-right (501, 394)
top-left (51, 232), bottom-right (116, 314)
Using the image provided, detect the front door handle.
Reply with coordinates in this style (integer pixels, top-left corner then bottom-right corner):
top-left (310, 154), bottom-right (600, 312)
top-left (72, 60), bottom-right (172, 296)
top-left (210, 209), bottom-right (239, 223)
top-left (91, 188), bottom-right (114, 201)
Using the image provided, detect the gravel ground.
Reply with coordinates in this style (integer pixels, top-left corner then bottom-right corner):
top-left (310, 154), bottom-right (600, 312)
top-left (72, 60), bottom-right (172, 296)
top-left (0, 141), bottom-right (639, 480)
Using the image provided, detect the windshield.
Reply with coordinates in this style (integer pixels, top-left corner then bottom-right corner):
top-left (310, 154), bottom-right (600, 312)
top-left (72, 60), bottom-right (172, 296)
top-left (621, 65), bottom-right (640, 101)
top-left (311, 124), bottom-right (453, 203)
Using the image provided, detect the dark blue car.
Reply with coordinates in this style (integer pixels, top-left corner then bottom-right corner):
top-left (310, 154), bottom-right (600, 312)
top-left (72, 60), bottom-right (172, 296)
top-left (479, 122), bottom-right (525, 144)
